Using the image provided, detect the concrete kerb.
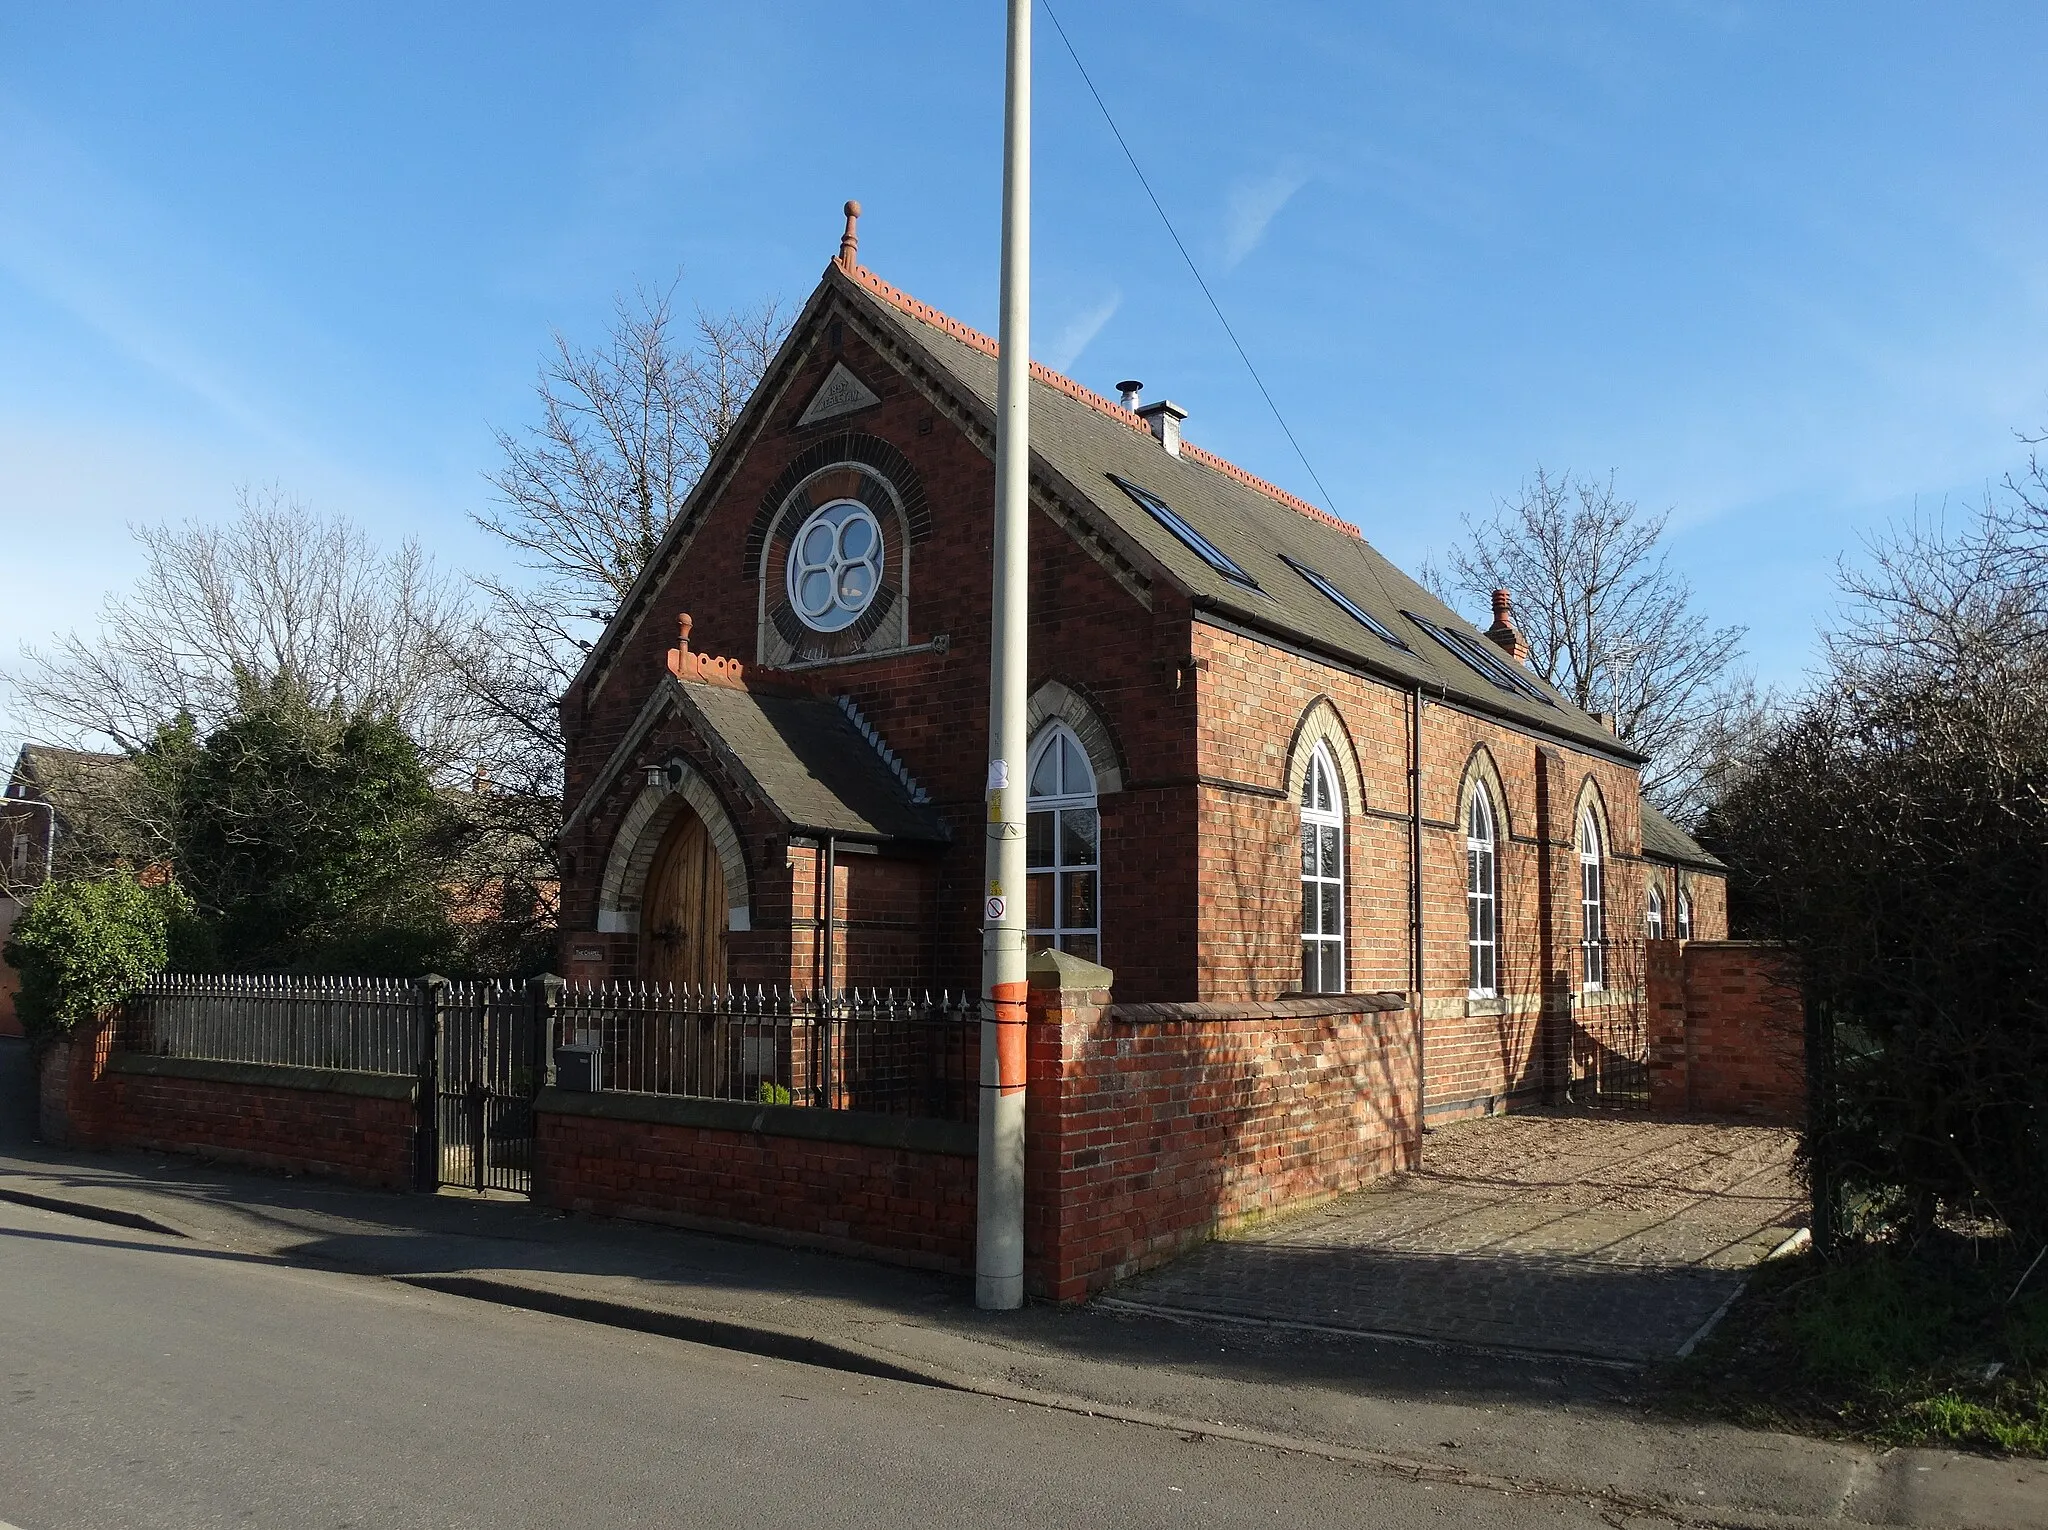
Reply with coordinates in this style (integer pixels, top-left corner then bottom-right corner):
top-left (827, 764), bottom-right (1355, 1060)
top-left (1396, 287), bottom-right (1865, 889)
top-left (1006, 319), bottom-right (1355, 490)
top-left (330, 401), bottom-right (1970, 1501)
top-left (353, 1277), bottom-right (1878, 1530)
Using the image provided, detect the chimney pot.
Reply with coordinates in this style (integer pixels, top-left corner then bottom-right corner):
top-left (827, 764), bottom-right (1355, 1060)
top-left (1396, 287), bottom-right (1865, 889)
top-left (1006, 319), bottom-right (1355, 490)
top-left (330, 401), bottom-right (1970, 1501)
top-left (1116, 380), bottom-right (1143, 410)
top-left (1135, 398), bottom-right (1188, 457)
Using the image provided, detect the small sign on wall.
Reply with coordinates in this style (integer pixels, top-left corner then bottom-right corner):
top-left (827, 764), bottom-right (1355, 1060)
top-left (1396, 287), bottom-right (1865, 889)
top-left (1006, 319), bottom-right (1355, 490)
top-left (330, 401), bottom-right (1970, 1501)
top-left (571, 946), bottom-right (603, 964)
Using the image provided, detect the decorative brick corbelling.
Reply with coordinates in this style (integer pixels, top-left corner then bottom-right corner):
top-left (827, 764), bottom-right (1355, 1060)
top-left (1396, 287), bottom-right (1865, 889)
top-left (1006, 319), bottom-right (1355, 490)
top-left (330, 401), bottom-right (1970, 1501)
top-left (840, 261), bottom-right (1361, 541)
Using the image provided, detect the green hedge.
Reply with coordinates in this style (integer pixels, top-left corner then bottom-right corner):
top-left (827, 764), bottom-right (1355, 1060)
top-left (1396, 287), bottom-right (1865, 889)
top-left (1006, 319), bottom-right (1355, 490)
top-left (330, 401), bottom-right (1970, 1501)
top-left (2, 876), bottom-right (187, 1042)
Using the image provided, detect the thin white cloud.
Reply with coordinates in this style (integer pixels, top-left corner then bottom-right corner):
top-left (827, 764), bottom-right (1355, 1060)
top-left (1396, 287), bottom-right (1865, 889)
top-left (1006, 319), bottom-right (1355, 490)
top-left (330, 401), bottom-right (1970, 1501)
top-left (0, 99), bottom-right (297, 444)
top-left (1222, 163), bottom-right (1310, 270)
top-left (1042, 291), bottom-right (1123, 375)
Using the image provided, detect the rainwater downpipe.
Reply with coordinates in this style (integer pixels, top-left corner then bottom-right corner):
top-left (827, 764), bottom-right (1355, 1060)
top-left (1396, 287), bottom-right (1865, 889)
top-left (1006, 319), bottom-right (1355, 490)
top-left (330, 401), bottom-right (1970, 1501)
top-left (822, 833), bottom-right (838, 994)
top-left (821, 833), bottom-right (838, 1106)
top-left (1409, 686), bottom-right (1426, 1110)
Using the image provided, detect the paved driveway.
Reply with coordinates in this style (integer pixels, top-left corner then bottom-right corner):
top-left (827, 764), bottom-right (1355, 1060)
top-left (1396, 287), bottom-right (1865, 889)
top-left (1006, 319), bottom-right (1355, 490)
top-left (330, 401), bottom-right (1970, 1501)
top-left (1107, 1111), bottom-right (1806, 1364)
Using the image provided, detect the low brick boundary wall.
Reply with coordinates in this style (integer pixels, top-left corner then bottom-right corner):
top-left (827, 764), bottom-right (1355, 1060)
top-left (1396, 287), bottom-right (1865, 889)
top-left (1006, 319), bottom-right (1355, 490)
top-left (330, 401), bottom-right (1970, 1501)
top-left (532, 1090), bottom-right (978, 1273)
top-left (1025, 953), bottom-right (1417, 1302)
top-left (38, 1016), bottom-right (419, 1189)
top-left (1648, 941), bottom-right (1803, 1125)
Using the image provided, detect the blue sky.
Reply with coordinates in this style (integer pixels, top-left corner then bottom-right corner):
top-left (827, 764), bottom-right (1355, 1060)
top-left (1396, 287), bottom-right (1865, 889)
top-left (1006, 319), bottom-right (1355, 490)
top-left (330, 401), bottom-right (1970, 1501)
top-left (4, 3), bottom-right (2046, 746)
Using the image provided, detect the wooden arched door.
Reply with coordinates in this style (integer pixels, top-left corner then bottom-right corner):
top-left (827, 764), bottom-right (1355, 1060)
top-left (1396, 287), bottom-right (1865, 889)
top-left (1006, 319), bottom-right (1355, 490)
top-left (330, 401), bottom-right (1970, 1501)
top-left (639, 804), bottom-right (727, 989)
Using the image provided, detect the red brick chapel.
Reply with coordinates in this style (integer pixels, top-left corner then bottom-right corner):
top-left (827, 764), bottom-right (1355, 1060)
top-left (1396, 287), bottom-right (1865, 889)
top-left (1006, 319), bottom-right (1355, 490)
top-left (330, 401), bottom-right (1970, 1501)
top-left (557, 206), bottom-right (1728, 1126)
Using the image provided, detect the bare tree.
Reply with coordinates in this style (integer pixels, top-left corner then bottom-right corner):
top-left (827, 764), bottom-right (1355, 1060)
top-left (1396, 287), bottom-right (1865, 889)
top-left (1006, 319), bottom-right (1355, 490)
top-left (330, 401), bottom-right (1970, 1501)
top-left (1431, 468), bottom-right (1746, 820)
top-left (430, 285), bottom-right (786, 966)
top-left (4, 488), bottom-right (476, 770)
top-left (1704, 451), bottom-right (2048, 1247)
top-left (461, 285), bottom-right (789, 799)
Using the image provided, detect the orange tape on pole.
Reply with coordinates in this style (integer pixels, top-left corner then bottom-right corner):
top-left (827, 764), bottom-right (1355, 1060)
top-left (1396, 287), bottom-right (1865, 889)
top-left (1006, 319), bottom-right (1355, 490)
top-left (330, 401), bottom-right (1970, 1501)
top-left (991, 979), bottom-right (1028, 1094)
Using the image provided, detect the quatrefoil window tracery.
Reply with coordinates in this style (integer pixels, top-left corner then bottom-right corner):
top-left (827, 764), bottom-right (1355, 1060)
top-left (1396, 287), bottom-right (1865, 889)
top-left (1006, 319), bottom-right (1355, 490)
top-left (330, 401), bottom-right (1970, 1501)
top-left (786, 500), bottom-right (884, 633)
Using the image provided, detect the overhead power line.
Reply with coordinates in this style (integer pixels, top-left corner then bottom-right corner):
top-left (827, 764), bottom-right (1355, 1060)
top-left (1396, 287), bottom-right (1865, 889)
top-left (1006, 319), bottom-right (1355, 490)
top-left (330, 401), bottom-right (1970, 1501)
top-left (1040, 1), bottom-right (1342, 521)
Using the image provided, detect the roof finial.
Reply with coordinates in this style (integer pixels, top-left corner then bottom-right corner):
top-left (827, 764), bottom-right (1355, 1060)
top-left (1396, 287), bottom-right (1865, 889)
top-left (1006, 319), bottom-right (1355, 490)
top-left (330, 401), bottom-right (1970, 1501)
top-left (837, 200), bottom-right (862, 269)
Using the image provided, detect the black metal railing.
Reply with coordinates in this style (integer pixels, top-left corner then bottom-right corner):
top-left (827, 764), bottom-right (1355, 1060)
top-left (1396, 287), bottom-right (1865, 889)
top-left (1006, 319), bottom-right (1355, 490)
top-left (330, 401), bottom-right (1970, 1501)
top-left (115, 974), bottom-right (983, 1129)
top-left (119, 974), bottom-right (420, 1075)
top-left (552, 983), bottom-right (981, 1123)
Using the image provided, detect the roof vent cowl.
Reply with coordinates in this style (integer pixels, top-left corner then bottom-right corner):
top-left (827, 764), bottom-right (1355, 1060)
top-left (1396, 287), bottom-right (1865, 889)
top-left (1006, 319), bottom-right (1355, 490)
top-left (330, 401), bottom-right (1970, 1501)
top-left (1136, 398), bottom-right (1188, 458)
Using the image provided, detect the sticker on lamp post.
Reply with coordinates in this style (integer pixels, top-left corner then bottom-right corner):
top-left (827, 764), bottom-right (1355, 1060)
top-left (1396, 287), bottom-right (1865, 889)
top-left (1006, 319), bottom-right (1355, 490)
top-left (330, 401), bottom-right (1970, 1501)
top-left (985, 895), bottom-right (1006, 923)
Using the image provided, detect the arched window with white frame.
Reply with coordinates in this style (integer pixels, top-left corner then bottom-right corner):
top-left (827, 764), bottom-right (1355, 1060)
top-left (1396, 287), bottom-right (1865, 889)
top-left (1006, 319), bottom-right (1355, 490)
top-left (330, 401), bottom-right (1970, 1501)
top-left (1299, 744), bottom-right (1346, 993)
top-left (1677, 887), bottom-right (1694, 942)
top-left (1646, 882), bottom-right (1665, 940)
top-left (1026, 724), bottom-right (1099, 961)
top-left (1466, 786), bottom-right (1499, 997)
top-left (1579, 807), bottom-right (1606, 990)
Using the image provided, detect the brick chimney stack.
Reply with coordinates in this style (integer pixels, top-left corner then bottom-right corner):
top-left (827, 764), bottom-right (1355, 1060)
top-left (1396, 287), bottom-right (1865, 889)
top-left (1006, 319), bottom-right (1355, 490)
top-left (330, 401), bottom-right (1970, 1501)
top-left (1486, 589), bottom-right (1531, 665)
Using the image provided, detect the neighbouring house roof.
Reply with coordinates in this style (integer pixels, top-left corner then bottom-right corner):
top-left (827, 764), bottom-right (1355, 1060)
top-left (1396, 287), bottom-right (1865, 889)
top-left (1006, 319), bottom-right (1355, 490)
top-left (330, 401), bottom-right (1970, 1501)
top-left (1638, 803), bottom-right (1726, 873)
top-left (6, 744), bottom-right (131, 824)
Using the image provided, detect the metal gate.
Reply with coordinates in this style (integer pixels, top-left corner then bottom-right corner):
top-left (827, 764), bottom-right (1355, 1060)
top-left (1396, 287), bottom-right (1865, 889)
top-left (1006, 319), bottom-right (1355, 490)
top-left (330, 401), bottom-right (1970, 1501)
top-left (1563, 941), bottom-right (1651, 1109)
top-left (418, 981), bottom-right (537, 1195)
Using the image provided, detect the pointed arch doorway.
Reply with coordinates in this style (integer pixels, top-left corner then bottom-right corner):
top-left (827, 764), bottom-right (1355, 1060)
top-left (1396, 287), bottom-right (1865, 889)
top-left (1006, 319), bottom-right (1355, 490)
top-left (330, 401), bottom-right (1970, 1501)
top-left (639, 803), bottom-right (728, 988)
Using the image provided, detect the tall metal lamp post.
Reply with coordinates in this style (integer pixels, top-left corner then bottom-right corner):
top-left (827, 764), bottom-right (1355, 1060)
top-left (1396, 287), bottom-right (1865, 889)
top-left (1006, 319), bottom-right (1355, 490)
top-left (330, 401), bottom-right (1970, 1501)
top-left (976, 0), bottom-right (1032, 1312)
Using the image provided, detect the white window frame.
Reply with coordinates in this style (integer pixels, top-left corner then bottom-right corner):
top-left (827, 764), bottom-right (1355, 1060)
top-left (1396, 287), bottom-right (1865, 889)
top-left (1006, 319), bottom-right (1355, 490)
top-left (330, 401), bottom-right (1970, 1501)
top-left (1299, 743), bottom-right (1346, 994)
top-left (1466, 786), bottom-right (1499, 998)
top-left (1579, 808), bottom-right (1606, 991)
top-left (1646, 882), bottom-right (1665, 940)
top-left (1026, 723), bottom-right (1101, 962)
top-left (1677, 888), bottom-right (1694, 942)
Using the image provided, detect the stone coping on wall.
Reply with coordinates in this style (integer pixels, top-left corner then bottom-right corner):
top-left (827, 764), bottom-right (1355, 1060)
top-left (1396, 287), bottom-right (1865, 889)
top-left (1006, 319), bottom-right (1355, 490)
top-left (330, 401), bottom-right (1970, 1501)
top-left (534, 1087), bottom-right (977, 1157)
top-left (106, 1052), bottom-right (419, 1102)
top-left (1104, 992), bottom-right (1408, 1026)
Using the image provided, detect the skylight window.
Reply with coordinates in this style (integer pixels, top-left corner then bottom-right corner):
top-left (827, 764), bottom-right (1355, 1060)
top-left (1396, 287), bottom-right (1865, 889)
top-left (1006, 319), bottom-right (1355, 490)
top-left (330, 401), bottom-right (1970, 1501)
top-left (1282, 557), bottom-right (1410, 650)
top-left (1405, 613), bottom-right (1556, 705)
top-left (1108, 475), bottom-right (1260, 590)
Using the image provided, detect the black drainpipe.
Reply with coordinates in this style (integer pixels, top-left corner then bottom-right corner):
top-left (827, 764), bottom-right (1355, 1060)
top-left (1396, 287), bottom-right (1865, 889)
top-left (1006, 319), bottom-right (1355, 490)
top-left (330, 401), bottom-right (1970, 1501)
top-left (1409, 685), bottom-right (1426, 1116)
top-left (822, 833), bottom-right (839, 994)
top-left (820, 832), bottom-right (838, 1108)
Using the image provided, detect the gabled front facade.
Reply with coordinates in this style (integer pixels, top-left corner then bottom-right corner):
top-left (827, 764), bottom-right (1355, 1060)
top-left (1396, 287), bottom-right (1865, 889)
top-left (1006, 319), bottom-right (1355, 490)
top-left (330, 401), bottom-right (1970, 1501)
top-left (557, 215), bottom-right (1728, 1123)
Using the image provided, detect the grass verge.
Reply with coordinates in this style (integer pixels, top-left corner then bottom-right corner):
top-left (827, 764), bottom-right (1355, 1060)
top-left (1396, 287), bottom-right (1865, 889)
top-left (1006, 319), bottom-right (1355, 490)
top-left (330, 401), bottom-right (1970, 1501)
top-left (1659, 1236), bottom-right (2048, 1456)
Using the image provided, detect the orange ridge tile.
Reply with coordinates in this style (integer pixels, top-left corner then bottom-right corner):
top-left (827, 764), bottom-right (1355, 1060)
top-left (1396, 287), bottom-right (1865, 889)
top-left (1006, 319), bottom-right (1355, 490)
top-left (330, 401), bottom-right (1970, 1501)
top-left (838, 262), bottom-right (1360, 541)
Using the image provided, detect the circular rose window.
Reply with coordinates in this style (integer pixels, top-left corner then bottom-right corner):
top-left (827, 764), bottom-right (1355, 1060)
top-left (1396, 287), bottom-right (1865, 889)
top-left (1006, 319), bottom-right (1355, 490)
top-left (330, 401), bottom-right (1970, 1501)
top-left (786, 500), bottom-right (884, 633)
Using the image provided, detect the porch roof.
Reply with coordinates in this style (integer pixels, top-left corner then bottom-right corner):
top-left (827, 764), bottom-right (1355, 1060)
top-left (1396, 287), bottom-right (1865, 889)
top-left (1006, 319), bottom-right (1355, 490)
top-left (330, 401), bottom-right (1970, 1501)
top-left (674, 681), bottom-right (951, 846)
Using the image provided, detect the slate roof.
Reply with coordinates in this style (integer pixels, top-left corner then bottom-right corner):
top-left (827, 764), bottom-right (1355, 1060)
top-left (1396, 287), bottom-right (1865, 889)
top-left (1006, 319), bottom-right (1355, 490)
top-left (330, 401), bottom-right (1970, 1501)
top-left (673, 681), bottom-right (949, 845)
top-left (7, 744), bottom-right (131, 820)
top-left (833, 264), bottom-right (1645, 764)
top-left (1638, 802), bottom-right (1725, 872)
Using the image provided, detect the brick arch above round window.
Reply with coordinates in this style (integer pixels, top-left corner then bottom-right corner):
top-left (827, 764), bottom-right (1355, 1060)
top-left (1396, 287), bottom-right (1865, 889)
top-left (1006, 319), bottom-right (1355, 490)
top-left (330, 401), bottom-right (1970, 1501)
top-left (1284, 698), bottom-right (1364, 813)
top-left (742, 431), bottom-right (931, 581)
top-left (1025, 680), bottom-right (1124, 794)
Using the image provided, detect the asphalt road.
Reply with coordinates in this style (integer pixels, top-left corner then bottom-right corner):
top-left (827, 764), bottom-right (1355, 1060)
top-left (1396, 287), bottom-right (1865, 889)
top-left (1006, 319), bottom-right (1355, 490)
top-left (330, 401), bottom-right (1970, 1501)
top-left (0, 1198), bottom-right (1640, 1530)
